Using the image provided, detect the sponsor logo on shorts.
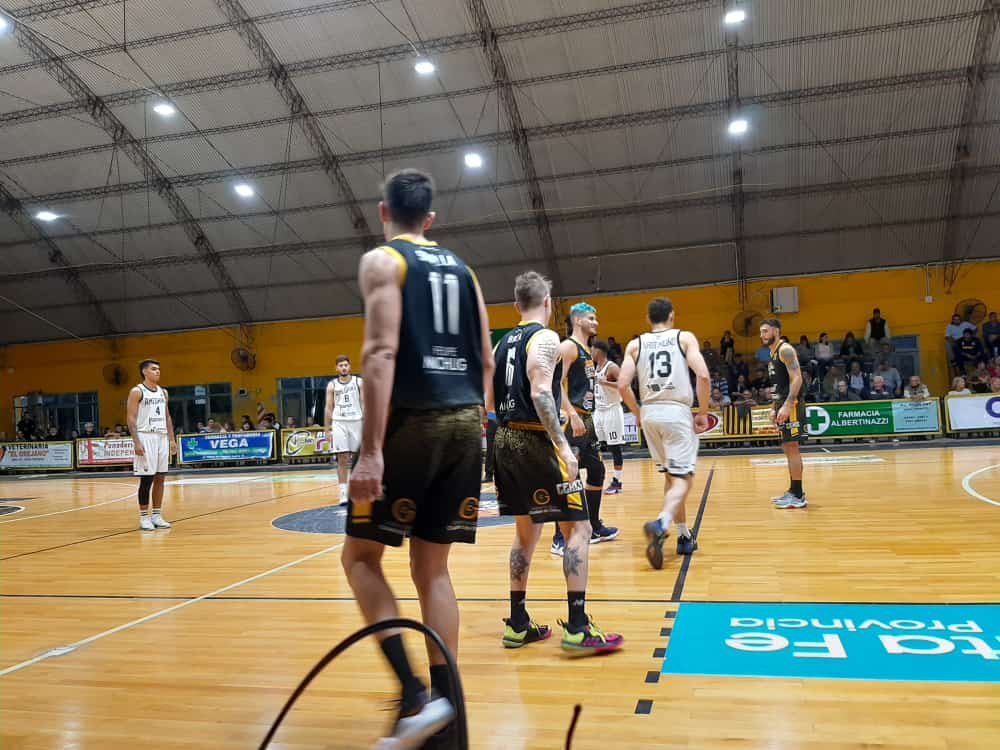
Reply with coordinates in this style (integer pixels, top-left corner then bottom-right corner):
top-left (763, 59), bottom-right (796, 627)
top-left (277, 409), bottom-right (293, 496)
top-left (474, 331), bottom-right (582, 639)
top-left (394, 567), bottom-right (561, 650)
top-left (391, 498), bottom-right (417, 524)
top-left (531, 489), bottom-right (551, 506)
top-left (459, 497), bottom-right (479, 520)
top-left (556, 479), bottom-right (584, 495)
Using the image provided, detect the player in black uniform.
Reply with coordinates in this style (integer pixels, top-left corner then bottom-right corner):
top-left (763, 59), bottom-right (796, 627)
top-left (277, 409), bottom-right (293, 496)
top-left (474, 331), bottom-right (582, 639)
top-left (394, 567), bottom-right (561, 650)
top-left (760, 318), bottom-right (807, 509)
top-left (551, 303), bottom-right (619, 555)
top-left (488, 271), bottom-right (624, 656)
top-left (343, 169), bottom-right (495, 748)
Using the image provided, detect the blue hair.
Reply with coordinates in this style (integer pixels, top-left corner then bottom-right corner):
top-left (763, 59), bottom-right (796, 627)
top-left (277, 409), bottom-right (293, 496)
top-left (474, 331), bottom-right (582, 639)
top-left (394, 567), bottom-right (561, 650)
top-left (569, 302), bottom-right (596, 319)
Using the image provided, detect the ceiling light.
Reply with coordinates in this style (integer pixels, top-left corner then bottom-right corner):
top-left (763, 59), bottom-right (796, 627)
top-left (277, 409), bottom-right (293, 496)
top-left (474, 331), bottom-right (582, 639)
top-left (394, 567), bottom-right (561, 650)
top-left (35, 211), bottom-right (59, 222)
top-left (728, 118), bottom-right (749, 135)
top-left (724, 9), bottom-right (746, 25)
top-left (234, 183), bottom-right (255, 198)
top-left (464, 152), bottom-right (483, 169)
top-left (152, 102), bottom-right (176, 117)
top-left (414, 59), bottom-right (436, 75)
top-left (0, 16), bottom-right (9, 32)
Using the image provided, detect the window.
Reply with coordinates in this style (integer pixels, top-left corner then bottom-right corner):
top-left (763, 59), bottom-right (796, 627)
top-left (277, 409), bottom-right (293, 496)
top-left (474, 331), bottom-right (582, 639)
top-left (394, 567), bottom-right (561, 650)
top-left (167, 383), bottom-right (233, 433)
top-left (278, 376), bottom-right (334, 428)
top-left (13, 391), bottom-right (99, 438)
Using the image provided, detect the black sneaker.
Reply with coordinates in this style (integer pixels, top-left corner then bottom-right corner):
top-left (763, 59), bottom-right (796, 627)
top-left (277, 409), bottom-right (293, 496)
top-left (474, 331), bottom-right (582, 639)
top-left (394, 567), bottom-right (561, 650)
top-left (376, 689), bottom-right (454, 750)
top-left (643, 519), bottom-right (667, 569)
top-left (676, 535), bottom-right (698, 555)
top-left (591, 523), bottom-right (620, 543)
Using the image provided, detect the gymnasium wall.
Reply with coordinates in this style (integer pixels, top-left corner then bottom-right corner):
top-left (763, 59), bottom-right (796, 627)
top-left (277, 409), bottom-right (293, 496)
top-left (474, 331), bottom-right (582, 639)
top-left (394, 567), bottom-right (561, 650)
top-left (2, 261), bottom-right (996, 431)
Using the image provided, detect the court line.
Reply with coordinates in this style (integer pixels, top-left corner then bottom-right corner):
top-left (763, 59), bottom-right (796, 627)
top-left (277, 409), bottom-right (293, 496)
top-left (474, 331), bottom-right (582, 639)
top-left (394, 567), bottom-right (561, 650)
top-left (0, 483), bottom-right (335, 561)
top-left (0, 541), bottom-right (345, 678)
top-left (670, 467), bottom-right (715, 602)
top-left (961, 463), bottom-right (1000, 507)
top-left (0, 490), bottom-right (136, 525)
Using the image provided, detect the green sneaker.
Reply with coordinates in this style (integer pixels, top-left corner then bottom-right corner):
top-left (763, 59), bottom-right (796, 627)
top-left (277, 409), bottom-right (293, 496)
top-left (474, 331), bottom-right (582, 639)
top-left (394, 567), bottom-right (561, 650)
top-left (502, 618), bottom-right (552, 649)
top-left (558, 616), bottom-right (624, 656)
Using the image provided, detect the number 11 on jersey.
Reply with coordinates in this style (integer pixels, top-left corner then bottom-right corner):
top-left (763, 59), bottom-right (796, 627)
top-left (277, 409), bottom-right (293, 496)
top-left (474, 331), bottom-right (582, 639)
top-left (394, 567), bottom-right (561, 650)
top-left (428, 272), bottom-right (460, 335)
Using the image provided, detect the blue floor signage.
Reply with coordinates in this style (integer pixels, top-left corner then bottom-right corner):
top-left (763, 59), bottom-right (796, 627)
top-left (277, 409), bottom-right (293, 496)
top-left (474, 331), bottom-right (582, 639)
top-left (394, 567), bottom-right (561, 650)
top-left (663, 603), bottom-right (1000, 683)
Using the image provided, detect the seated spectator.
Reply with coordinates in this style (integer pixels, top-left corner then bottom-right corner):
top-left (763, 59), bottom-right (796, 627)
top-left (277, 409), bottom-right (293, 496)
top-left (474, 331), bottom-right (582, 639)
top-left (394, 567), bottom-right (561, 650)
top-left (720, 330), bottom-right (735, 364)
top-left (114, 423), bottom-right (127, 436)
top-left (814, 332), bottom-right (834, 370)
top-left (864, 307), bottom-right (891, 347)
top-left (732, 387), bottom-right (754, 407)
top-left (70, 429), bottom-right (79, 440)
top-left (17, 415), bottom-right (37, 440)
top-left (754, 387), bottom-right (772, 406)
top-left (795, 335), bottom-right (814, 363)
top-left (868, 376), bottom-right (894, 399)
top-left (821, 365), bottom-right (843, 401)
top-left (948, 376), bottom-right (971, 396)
top-left (945, 313), bottom-right (977, 371)
top-left (710, 369), bottom-right (730, 399)
top-left (988, 357), bottom-right (1000, 379)
top-left (285, 416), bottom-right (297, 430)
top-left (875, 359), bottom-right (903, 397)
top-left (992, 376), bottom-right (1000, 394)
top-left (221, 422), bottom-right (233, 432)
top-left (46, 426), bottom-right (62, 441)
top-left (201, 418), bottom-right (221, 433)
top-left (983, 312), bottom-right (1000, 358)
top-left (732, 374), bottom-right (750, 396)
top-left (873, 341), bottom-right (895, 368)
top-left (607, 337), bottom-right (624, 364)
top-left (104, 427), bottom-right (117, 437)
top-left (258, 414), bottom-right (276, 430)
top-left (709, 387), bottom-right (731, 408)
top-left (904, 375), bottom-right (930, 401)
top-left (702, 340), bottom-right (720, 372)
top-left (240, 422), bottom-right (253, 432)
top-left (957, 328), bottom-right (986, 371)
top-left (755, 342), bottom-right (771, 365)
top-left (846, 361), bottom-right (869, 398)
top-left (195, 421), bottom-right (206, 433)
top-left (835, 380), bottom-right (862, 402)
top-left (750, 367), bottom-right (768, 391)
top-left (840, 332), bottom-right (864, 363)
top-left (80, 422), bottom-right (98, 438)
top-left (727, 353), bottom-right (749, 387)
top-left (305, 416), bottom-right (316, 427)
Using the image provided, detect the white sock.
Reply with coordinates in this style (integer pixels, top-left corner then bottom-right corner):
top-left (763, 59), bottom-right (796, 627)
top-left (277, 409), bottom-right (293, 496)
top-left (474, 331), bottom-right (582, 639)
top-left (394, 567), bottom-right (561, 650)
top-left (152, 510), bottom-right (162, 518)
top-left (613, 469), bottom-right (623, 482)
top-left (140, 509), bottom-right (149, 518)
top-left (657, 512), bottom-right (672, 533)
top-left (339, 483), bottom-right (349, 500)
top-left (676, 523), bottom-right (690, 538)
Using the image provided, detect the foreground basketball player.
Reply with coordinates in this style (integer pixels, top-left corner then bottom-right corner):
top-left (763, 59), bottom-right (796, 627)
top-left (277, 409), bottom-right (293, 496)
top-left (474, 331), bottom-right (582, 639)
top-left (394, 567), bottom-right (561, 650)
top-left (618, 299), bottom-right (710, 569)
top-left (342, 169), bottom-right (494, 749)
top-left (325, 355), bottom-right (363, 506)
top-left (761, 318), bottom-right (807, 508)
top-left (126, 359), bottom-right (177, 531)
top-left (489, 271), bottom-right (624, 654)
top-left (551, 303), bottom-right (618, 554)
top-left (591, 340), bottom-right (626, 494)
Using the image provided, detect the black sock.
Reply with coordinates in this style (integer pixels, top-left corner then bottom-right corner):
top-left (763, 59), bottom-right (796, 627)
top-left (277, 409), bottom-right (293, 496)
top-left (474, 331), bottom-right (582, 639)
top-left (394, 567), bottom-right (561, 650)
top-left (586, 489), bottom-right (602, 530)
top-left (380, 634), bottom-right (424, 701)
top-left (567, 591), bottom-right (587, 628)
top-left (510, 590), bottom-right (528, 627)
top-left (429, 663), bottom-right (454, 704)
top-left (790, 479), bottom-right (803, 498)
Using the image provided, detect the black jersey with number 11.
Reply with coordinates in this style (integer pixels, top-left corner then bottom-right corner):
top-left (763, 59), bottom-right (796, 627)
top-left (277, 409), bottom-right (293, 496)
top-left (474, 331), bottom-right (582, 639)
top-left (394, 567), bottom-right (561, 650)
top-left (382, 235), bottom-right (484, 410)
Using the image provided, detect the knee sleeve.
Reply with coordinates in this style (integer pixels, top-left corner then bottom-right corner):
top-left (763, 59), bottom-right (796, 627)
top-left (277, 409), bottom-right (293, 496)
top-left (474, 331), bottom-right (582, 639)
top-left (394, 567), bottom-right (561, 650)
top-left (138, 474), bottom-right (154, 506)
top-left (584, 454), bottom-right (605, 486)
top-left (609, 444), bottom-right (623, 466)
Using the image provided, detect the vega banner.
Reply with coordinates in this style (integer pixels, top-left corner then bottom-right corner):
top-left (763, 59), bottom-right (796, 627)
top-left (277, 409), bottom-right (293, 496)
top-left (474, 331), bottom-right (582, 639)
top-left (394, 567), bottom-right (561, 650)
top-left (76, 438), bottom-right (136, 466)
top-left (945, 394), bottom-right (1000, 431)
top-left (178, 431), bottom-right (275, 464)
top-left (804, 399), bottom-right (940, 438)
top-left (0, 441), bottom-right (74, 470)
top-left (281, 428), bottom-right (334, 458)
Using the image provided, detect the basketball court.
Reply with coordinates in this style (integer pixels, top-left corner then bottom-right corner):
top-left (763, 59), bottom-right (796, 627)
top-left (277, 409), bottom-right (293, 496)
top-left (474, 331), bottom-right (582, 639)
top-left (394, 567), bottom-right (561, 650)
top-left (2, 446), bottom-right (998, 748)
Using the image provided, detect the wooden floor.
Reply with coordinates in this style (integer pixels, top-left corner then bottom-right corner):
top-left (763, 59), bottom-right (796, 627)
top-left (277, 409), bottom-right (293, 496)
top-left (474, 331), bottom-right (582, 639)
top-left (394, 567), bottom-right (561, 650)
top-left (2, 446), bottom-right (999, 749)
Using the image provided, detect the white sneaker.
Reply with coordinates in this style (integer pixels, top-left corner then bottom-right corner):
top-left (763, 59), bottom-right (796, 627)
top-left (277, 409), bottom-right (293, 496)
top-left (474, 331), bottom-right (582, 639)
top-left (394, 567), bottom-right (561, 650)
top-left (374, 694), bottom-right (455, 750)
top-left (151, 515), bottom-right (171, 529)
top-left (139, 516), bottom-right (154, 531)
top-left (774, 492), bottom-right (807, 509)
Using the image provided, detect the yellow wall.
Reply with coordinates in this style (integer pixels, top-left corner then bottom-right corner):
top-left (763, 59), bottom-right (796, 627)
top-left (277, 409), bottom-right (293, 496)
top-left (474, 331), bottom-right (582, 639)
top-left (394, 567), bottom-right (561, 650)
top-left (2, 262), bottom-right (997, 432)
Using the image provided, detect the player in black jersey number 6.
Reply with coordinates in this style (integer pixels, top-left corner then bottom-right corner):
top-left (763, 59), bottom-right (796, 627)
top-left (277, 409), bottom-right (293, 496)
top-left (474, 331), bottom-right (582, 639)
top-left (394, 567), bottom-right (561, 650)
top-left (341, 170), bottom-right (495, 749)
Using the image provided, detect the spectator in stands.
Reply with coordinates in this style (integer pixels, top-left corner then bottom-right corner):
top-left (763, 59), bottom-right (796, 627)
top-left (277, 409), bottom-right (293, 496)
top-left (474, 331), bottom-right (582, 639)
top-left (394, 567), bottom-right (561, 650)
top-left (195, 421), bottom-right (206, 433)
top-left (847, 361), bottom-right (869, 398)
top-left (201, 418), bottom-right (221, 433)
top-left (868, 376), bottom-right (893, 399)
top-left (733, 374), bottom-right (750, 396)
top-left (864, 308), bottom-right (891, 347)
top-left (80, 422), bottom-right (98, 438)
top-left (946, 313), bottom-right (977, 372)
top-left (949, 376), bottom-right (971, 396)
top-left (607, 337), bottom-right (624, 364)
top-left (873, 341), bottom-right (896, 369)
top-left (70, 429), bottom-right (79, 440)
top-left (710, 369), bottom-right (730, 399)
top-left (104, 426), bottom-right (117, 437)
top-left (904, 375), bottom-right (930, 401)
top-left (755, 341), bottom-right (771, 364)
top-left (840, 331), bottom-right (864, 364)
top-left (982, 312), bottom-right (1000, 358)
top-left (991, 376), bottom-right (1000, 394)
top-left (720, 330), bottom-right (735, 364)
top-left (821, 365), bottom-right (843, 401)
top-left (836, 380), bottom-right (862, 402)
top-left (795, 335), bottom-right (813, 364)
top-left (305, 416), bottom-right (316, 428)
top-left (968, 367), bottom-right (991, 394)
top-left (988, 357), bottom-right (1000, 379)
top-left (240, 415), bottom-right (253, 431)
top-left (750, 367), bottom-right (768, 392)
top-left (220, 422), bottom-right (232, 432)
top-left (814, 332), bottom-right (834, 373)
top-left (728, 353), bottom-right (749, 387)
top-left (46, 425), bottom-right (62, 440)
top-left (702, 340), bottom-right (720, 372)
top-left (258, 414), bottom-right (276, 430)
top-left (957, 328), bottom-right (986, 371)
top-left (875, 358), bottom-right (903, 397)
top-left (285, 416), bottom-right (297, 430)
top-left (709, 387), bottom-right (731, 408)
top-left (240, 422), bottom-right (253, 432)
top-left (16, 414), bottom-right (36, 440)
top-left (732, 386), bottom-right (754, 408)
top-left (752, 387), bottom-right (770, 405)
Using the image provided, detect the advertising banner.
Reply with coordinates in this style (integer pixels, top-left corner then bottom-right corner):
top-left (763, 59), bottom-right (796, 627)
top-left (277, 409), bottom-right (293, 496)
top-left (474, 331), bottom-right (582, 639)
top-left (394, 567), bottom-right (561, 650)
top-left (76, 438), bottom-right (136, 466)
top-left (697, 410), bottom-right (727, 441)
top-left (623, 412), bottom-right (641, 446)
top-left (0, 441), bottom-right (74, 470)
top-left (663, 602), bottom-right (1000, 684)
top-left (720, 405), bottom-right (779, 438)
top-left (281, 428), bottom-right (334, 459)
top-left (178, 431), bottom-right (275, 464)
top-left (945, 394), bottom-right (1000, 431)
top-left (803, 399), bottom-right (940, 438)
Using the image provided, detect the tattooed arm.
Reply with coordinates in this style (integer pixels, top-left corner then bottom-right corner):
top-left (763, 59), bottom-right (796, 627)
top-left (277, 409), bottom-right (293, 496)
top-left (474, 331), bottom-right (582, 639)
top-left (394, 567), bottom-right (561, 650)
top-left (527, 329), bottom-right (579, 482)
top-left (777, 343), bottom-right (803, 424)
